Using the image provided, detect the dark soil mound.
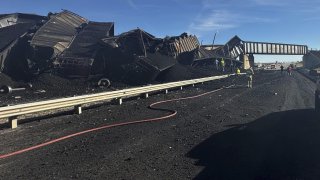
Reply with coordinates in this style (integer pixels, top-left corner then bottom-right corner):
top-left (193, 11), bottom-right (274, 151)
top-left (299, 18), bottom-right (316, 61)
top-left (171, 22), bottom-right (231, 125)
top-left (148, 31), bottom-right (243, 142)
top-left (0, 73), bottom-right (19, 86)
top-left (156, 63), bottom-right (228, 82)
top-left (30, 73), bottom-right (91, 96)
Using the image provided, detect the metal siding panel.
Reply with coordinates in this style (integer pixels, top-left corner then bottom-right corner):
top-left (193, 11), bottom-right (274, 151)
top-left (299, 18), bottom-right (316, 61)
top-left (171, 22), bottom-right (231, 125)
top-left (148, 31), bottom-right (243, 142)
top-left (179, 39), bottom-right (185, 53)
top-left (187, 37), bottom-right (193, 51)
top-left (184, 38), bottom-right (191, 51)
top-left (180, 38), bottom-right (185, 52)
top-left (189, 37), bottom-right (195, 50)
top-left (184, 38), bottom-right (190, 51)
top-left (31, 10), bottom-right (88, 50)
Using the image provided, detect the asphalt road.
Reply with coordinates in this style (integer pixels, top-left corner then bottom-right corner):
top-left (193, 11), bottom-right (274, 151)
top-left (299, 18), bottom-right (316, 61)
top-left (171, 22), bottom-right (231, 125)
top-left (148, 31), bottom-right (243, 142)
top-left (0, 70), bottom-right (318, 180)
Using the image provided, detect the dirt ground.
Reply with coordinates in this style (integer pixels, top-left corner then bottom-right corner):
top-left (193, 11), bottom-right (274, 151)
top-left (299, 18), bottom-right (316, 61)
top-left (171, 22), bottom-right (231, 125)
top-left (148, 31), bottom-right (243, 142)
top-left (0, 70), bottom-right (319, 180)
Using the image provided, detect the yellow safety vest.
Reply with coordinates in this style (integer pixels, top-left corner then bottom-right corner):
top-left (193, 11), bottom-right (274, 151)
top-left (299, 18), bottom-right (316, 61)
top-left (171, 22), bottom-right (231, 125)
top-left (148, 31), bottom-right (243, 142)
top-left (221, 59), bottom-right (225, 66)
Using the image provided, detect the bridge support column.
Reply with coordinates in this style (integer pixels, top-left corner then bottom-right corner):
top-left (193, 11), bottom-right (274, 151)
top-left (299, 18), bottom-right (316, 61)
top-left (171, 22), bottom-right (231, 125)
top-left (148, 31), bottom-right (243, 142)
top-left (240, 54), bottom-right (250, 69)
top-left (240, 54), bottom-right (254, 69)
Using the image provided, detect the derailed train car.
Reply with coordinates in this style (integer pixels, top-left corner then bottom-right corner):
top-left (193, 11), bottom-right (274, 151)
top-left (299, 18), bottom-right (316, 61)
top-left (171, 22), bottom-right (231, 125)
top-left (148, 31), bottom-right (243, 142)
top-left (0, 10), bottom-right (177, 83)
top-left (30, 10), bottom-right (90, 76)
top-left (0, 13), bottom-right (47, 80)
top-left (100, 29), bottom-right (176, 84)
top-left (0, 10), bottom-right (242, 85)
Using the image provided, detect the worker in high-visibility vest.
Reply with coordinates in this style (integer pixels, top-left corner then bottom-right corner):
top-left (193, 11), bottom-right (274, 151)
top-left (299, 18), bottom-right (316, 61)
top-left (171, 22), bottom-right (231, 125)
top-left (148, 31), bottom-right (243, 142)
top-left (220, 58), bottom-right (225, 72)
top-left (236, 68), bottom-right (241, 75)
top-left (246, 67), bottom-right (254, 88)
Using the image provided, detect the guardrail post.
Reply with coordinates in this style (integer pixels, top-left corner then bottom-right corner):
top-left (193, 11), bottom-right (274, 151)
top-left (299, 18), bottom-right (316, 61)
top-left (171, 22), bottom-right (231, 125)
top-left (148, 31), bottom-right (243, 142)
top-left (144, 93), bottom-right (149, 98)
top-left (9, 116), bottom-right (18, 129)
top-left (118, 98), bottom-right (123, 105)
top-left (180, 86), bottom-right (183, 90)
top-left (165, 89), bottom-right (168, 94)
top-left (113, 98), bottom-right (123, 105)
top-left (74, 105), bottom-right (82, 115)
top-left (192, 84), bottom-right (195, 87)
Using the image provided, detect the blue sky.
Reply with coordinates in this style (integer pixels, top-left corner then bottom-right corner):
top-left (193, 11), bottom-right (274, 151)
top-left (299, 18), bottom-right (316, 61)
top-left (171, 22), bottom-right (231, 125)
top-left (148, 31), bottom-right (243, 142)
top-left (1, 0), bottom-right (319, 62)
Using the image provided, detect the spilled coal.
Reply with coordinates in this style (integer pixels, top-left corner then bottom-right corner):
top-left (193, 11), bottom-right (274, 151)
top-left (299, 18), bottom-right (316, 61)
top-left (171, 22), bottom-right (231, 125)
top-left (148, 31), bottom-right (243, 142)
top-left (0, 62), bottom-right (233, 105)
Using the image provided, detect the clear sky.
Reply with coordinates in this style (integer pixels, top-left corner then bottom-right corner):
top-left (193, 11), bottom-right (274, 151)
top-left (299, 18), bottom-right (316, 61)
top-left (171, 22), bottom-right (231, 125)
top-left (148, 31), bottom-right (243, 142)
top-left (1, 0), bottom-right (319, 62)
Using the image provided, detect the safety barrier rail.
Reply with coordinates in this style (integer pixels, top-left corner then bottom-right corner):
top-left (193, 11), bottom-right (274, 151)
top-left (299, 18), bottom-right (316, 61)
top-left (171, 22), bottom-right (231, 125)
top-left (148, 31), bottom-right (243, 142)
top-left (0, 74), bottom-right (239, 128)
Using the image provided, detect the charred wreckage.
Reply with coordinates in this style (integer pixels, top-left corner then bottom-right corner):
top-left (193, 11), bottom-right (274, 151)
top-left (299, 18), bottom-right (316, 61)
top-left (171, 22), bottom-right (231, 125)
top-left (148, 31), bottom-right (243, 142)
top-left (0, 10), bottom-right (243, 87)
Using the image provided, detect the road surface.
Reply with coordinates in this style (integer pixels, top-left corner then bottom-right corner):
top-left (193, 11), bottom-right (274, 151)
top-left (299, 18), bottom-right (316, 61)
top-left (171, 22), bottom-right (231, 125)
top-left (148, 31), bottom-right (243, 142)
top-left (0, 70), bottom-right (318, 180)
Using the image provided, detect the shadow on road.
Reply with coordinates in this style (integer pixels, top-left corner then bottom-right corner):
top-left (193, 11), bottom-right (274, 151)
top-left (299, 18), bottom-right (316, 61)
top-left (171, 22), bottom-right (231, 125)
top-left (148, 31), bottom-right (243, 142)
top-left (187, 109), bottom-right (320, 180)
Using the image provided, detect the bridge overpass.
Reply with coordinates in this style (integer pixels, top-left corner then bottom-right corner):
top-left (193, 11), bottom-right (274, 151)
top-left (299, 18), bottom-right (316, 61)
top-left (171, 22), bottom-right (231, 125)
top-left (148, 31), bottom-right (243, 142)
top-left (210, 36), bottom-right (308, 69)
top-left (243, 41), bottom-right (308, 55)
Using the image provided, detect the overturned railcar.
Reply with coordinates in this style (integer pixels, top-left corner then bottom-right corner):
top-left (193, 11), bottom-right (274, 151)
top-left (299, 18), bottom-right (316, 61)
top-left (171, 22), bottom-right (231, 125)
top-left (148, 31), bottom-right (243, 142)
top-left (161, 33), bottom-right (200, 65)
top-left (29, 10), bottom-right (116, 80)
top-left (29, 10), bottom-right (88, 73)
top-left (195, 36), bottom-right (244, 67)
top-left (101, 29), bottom-right (176, 84)
top-left (0, 13), bottom-right (45, 28)
top-left (0, 13), bottom-right (46, 80)
top-left (53, 21), bottom-right (114, 78)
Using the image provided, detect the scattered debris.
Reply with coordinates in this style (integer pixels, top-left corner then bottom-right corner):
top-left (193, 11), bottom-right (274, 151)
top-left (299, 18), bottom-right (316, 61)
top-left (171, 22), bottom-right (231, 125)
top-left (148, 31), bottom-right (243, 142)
top-left (97, 78), bottom-right (111, 87)
top-left (0, 85), bottom-right (26, 94)
top-left (34, 89), bottom-right (46, 94)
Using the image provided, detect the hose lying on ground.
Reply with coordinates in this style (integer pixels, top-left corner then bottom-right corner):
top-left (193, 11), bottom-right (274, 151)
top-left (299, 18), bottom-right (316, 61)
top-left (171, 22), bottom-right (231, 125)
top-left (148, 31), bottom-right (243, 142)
top-left (0, 84), bottom-right (234, 159)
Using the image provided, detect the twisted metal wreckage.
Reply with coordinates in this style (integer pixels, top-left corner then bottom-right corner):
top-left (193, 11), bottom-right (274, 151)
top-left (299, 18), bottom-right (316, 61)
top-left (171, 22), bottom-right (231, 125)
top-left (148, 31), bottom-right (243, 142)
top-left (0, 10), bottom-right (243, 84)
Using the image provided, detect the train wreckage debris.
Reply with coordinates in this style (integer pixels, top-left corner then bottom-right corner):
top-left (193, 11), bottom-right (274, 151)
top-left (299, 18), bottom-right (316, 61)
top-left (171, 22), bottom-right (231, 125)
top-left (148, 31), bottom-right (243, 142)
top-left (0, 10), bottom-right (242, 87)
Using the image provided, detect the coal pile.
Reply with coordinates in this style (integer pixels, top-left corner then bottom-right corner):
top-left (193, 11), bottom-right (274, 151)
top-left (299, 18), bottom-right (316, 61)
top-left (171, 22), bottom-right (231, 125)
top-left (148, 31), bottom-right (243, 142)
top-left (31, 73), bottom-right (90, 95)
top-left (0, 73), bottom-right (112, 106)
top-left (157, 63), bottom-right (218, 82)
top-left (0, 73), bottom-right (16, 86)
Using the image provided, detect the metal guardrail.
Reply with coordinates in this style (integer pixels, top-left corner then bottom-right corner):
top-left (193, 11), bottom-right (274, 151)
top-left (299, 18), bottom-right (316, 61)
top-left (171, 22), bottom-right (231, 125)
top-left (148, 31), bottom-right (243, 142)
top-left (0, 74), bottom-right (238, 128)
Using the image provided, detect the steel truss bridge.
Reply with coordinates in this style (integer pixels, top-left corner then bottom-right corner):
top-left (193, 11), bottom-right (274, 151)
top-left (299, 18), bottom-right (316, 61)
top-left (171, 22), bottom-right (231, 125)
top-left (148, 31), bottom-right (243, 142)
top-left (214, 36), bottom-right (308, 60)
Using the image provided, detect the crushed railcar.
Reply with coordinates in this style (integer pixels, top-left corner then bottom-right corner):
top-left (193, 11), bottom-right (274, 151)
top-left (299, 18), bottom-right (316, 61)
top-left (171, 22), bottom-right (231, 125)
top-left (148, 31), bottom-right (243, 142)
top-left (53, 21), bottom-right (114, 78)
top-left (0, 13), bottom-right (47, 80)
top-left (29, 10), bottom-right (89, 74)
top-left (0, 10), bottom-right (243, 86)
top-left (101, 29), bottom-right (176, 84)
